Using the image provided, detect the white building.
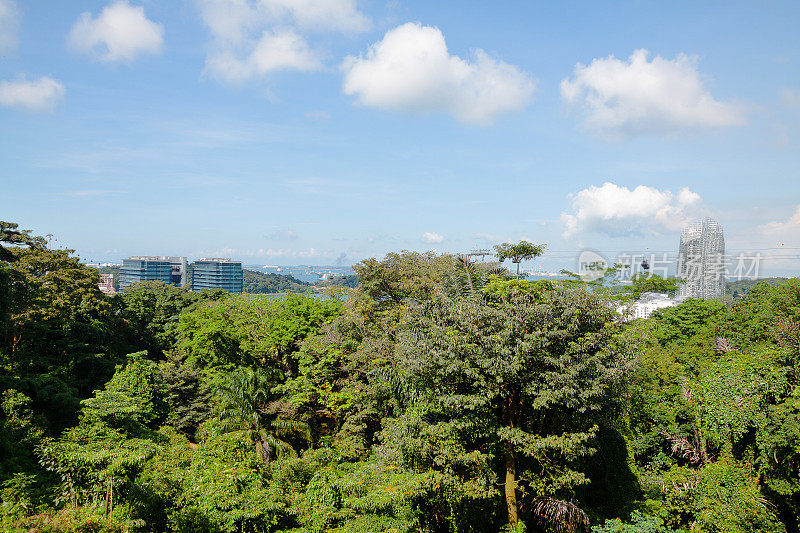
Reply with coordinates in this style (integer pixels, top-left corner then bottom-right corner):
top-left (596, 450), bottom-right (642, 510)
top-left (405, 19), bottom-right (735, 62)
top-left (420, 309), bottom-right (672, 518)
top-left (619, 292), bottom-right (678, 321)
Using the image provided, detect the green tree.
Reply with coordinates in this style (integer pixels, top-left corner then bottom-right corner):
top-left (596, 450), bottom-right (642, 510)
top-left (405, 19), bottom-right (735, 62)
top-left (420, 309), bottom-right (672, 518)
top-left (493, 241), bottom-right (546, 279)
top-left (215, 367), bottom-right (309, 463)
top-left (0, 221), bottom-right (46, 262)
top-left (160, 353), bottom-right (211, 440)
top-left (624, 273), bottom-right (681, 301)
top-left (399, 276), bottom-right (631, 530)
top-left (592, 511), bottom-right (678, 533)
top-left (177, 293), bottom-right (340, 372)
top-left (38, 352), bottom-right (166, 519)
top-left (120, 281), bottom-right (207, 357)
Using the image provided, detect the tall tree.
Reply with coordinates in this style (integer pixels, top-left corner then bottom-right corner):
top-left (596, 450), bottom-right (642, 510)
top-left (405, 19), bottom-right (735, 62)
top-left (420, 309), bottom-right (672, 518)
top-left (493, 241), bottom-right (546, 279)
top-left (0, 221), bottom-right (46, 262)
top-left (399, 277), bottom-right (631, 530)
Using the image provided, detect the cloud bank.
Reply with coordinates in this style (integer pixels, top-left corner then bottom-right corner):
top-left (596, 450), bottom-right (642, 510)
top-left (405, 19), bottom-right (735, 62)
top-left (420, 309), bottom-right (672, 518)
top-left (342, 23), bottom-right (536, 125)
top-left (561, 49), bottom-right (744, 137)
top-left (0, 77), bottom-right (65, 111)
top-left (560, 182), bottom-right (702, 238)
top-left (68, 1), bottom-right (164, 62)
top-left (196, 0), bottom-right (369, 84)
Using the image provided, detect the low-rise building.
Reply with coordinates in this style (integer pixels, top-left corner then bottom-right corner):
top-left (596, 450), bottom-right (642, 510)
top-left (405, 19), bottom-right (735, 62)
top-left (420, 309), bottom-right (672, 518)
top-left (98, 273), bottom-right (117, 295)
top-left (619, 292), bottom-right (678, 321)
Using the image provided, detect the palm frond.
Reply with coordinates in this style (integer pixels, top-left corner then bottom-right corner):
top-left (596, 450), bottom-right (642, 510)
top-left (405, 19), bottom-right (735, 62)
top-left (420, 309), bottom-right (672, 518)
top-left (661, 431), bottom-right (701, 464)
top-left (530, 498), bottom-right (590, 533)
top-left (714, 337), bottom-right (737, 354)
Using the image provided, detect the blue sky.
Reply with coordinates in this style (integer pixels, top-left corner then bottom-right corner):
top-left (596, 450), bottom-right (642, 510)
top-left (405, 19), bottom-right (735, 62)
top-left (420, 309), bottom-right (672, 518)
top-left (1, 0), bottom-right (799, 274)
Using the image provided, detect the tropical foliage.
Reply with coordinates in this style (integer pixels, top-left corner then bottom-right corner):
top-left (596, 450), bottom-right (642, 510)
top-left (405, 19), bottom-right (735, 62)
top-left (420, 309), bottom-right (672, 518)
top-left (2, 220), bottom-right (800, 533)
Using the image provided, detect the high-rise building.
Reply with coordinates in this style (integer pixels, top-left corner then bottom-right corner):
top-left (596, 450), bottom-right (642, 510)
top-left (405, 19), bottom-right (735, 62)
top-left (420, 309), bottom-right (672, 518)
top-left (677, 218), bottom-right (726, 299)
top-left (191, 258), bottom-right (243, 293)
top-left (119, 256), bottom-right (187, 292)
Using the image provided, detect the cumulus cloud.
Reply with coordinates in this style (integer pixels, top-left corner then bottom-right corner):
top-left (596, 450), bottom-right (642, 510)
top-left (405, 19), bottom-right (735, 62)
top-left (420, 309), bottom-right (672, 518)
top-left (560, 182), bottom-right (702, 238)
top-left (205, 29), bottom-right (321, 83)
top-left (0, 77), bottom-right (65, 111)
top-left (68, 1), bottom-right (163, 62)
top-left (342, 23), bottom-right (536, 125)
top-left (196, 0), bottom-right (369, 84)
top-left (561, 49), bottom-right (744, 137)
top-left (0, 0), bottom-right (19, 53)
top-left (421, 231), bottom-right (444, 244)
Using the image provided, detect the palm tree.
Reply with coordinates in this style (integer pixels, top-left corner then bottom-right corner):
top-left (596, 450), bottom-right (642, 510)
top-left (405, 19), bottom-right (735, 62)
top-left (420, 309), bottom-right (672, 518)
top-left (215, 367), bottom-right (310, 462)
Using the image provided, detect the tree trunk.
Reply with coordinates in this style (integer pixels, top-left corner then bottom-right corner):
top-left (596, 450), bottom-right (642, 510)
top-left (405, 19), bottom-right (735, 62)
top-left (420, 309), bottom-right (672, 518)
top-left (104, 479), bottom-right (110, 517)
top-left (504, 440), bottom-right (518, 529)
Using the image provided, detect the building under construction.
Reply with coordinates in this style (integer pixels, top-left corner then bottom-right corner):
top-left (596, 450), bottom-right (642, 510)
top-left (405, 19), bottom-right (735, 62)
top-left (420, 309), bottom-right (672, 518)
top-left (677, 217), bottom-right (726, 299)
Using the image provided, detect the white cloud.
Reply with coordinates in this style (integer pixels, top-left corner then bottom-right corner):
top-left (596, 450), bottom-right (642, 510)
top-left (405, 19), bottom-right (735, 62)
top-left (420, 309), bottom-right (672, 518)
top-left (205, 29), bottom-right (321, 84)
top-left (342, 22), bottom-right (536, 125)
top-left (759, 204), bottom-right (800, 237)
top-left (0, 0), bottom-right (19, 53)
top-left (421, 231), bottom-right (444, 244)
top-left (196, 0), bottom-right (369, 85)
top-left (561, 49), bottom-right (744, 137)
top-left (0, 77), bottom-right (65, 111)
top-left (560, 182), bottom-right (702, 238)
top-left (68, 1), bottom-right (163, 62)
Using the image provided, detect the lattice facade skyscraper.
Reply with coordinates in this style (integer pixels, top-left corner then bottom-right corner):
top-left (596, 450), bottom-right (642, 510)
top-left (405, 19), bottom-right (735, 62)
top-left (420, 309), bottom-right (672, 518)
top-left (677, 217), bottom-right (726, 299)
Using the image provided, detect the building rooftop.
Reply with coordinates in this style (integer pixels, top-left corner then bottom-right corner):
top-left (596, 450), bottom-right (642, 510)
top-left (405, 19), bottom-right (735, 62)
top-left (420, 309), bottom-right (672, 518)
top-left (126, 256), bottom-right (186, 261)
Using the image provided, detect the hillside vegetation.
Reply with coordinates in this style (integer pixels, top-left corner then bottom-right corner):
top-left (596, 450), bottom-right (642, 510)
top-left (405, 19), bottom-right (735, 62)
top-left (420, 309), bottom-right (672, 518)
top-left (1, 221), bottom-right (800, 533)
top-left (243, 269), bottom-right (316, 293)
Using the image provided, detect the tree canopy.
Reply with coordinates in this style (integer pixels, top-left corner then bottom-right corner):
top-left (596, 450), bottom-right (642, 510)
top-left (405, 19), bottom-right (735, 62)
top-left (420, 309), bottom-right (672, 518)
top-left (2, 221), bottom-right (800, 533)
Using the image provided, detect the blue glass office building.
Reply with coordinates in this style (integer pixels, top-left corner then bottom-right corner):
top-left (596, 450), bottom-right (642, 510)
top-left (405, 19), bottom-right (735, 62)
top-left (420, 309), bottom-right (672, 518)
top-left (119, 256), bottom-right (187, 292)
top-left (191, 258), bottom-right (243, 293)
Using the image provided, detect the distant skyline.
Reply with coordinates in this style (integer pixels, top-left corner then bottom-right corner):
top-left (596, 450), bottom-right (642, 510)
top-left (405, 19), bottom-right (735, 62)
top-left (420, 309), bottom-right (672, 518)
top-left (2, 1), bottom-right (799, 275)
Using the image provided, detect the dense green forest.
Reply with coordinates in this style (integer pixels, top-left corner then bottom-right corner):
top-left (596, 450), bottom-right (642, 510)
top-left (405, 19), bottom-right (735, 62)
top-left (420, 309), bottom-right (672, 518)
top-left (2, 220), bottom-right (800, 532)
top-left (726, 277), bottom-right (788, 298)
